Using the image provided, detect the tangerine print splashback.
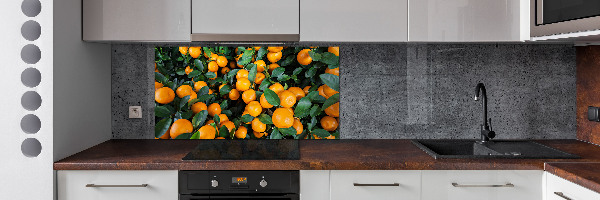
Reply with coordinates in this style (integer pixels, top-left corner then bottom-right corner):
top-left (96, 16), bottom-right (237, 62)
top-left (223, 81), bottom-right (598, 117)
top-left (154, 46), bottom-right (340, 139)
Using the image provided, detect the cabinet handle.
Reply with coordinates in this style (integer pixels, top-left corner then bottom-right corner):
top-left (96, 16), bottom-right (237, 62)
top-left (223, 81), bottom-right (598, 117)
top-left (353, 183), bottom-right (400, 186)
top-left (554, 192), bottom-right (573, 200)
top-left (451, 183), bottom-right (514, 188)
top-left (86, 184), bottom-right (149, 188)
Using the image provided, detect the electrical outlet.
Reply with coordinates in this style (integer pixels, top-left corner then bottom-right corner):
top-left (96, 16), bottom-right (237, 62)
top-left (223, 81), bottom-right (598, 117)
top-left (129, 106), bottom-right (142, 118)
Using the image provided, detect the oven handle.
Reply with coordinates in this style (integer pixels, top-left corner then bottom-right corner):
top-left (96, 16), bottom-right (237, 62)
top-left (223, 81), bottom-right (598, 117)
top-left (180, 194), bottom-right (298, 200)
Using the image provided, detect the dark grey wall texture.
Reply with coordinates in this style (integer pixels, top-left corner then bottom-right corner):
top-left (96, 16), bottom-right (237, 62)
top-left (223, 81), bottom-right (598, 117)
top-left (112, 44), bottom-right (576, 139)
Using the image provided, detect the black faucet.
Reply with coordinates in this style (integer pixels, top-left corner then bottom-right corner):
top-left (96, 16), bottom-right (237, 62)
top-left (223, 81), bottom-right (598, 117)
top-left (474, 83), bottom-right (495, 143)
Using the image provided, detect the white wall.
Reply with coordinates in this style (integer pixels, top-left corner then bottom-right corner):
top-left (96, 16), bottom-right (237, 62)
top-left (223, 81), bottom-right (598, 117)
top-left (53, 0), bottom-right (112, 162)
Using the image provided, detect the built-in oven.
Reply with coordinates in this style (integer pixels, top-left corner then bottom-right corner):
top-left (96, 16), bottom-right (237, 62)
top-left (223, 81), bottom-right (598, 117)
top-left (179, 171), bottom-right (299, 200)
top-left (531, 0), bottom-right (600, 38)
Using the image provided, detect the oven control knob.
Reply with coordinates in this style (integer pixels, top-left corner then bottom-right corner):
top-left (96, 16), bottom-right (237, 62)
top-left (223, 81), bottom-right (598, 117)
top-left (211, 180), bottom-right (218, 188)
top-left (259, 179), bottom-right (267, 187)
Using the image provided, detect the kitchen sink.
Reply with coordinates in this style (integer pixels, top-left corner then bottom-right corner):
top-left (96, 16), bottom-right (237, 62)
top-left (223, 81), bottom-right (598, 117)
top-left (412, 140), bottom-right (579, 159)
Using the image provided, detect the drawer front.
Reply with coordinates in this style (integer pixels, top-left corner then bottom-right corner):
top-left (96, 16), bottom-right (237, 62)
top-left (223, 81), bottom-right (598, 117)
top-left (422, 170), bottom-right (542, 200)
top-left (330, 170), bottom-right (421, 200)
top-left (300, 170), bottom-right (330, 200)
top-left (546, 172), bottom-right (600, 200)
top-left (57, 170), bottom-right (178, 200)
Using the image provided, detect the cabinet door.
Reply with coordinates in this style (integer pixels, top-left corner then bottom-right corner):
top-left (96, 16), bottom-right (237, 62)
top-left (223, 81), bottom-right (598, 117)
top-left (409, 0), bottom-right (529, 41)
top-left (422, 170), bottom-right (542, 200)
top-left (545, 172), bottom-right (600, 200)
top-left (57, 170), bottom-right (178, 200)
top-left (83, 0), bottom-right (191, 41)
top-left (191, 0), bottom-right (299, 41)
top-left (300, 170), bottom-right (330, 200)
top-left (300, 0), bottom-right (408, 42)
top-left (330, 170), bottom-right (420, 200)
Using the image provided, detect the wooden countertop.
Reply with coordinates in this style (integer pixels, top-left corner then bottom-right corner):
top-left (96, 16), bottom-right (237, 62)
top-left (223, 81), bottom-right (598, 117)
top-left (54, 139), bottom-right (600, 171)
top-left (545, 162), bottom-right (600, 194)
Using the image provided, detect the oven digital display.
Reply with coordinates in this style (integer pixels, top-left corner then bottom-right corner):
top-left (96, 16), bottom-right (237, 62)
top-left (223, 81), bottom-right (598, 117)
top-left (232, 177), bottom-right (247, 184)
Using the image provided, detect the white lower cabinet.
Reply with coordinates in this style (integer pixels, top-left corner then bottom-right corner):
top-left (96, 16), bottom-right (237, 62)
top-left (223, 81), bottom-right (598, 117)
top-left (545, 172), bottom-right (600, 200)
top-left (57, 170), bottom-right (178, 200)
top-left (421, 170), bottom-right (543, 200)
top-left (330, 170), bottom-right (421, 200)
top-left (300, 170), bottom-right (331, 200)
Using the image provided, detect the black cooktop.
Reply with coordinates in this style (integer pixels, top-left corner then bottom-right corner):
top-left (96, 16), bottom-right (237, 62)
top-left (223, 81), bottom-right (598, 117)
top-left (182, 140), bottom-right (300, 160)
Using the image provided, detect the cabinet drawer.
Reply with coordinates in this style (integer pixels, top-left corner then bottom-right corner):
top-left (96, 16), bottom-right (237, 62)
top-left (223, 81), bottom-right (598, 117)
top-left (546, 172), bottom-right (600, 200)
top-left (57, 170), bottom-right (178, 200)
top-left (330, 170), bottom-right (420, 200)
top-left (422, 170), bottom-right (542, 200)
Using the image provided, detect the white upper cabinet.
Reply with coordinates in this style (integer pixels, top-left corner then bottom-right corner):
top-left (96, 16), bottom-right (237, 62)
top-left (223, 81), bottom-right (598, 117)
top-left (191, 0), bottom-right (300, 41)
top-left (83, 0), bottom-right (191, 42)
top-left (300, 0), bottom-right (408, 42)
top-left (409, 0), bottom-right (530, 42)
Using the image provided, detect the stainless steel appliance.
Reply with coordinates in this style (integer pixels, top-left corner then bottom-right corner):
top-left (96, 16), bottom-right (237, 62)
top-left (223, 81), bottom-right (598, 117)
top-left (531, 0), bottom-right (600, 38)
top-left (179, 171), bottom-right (299, 200)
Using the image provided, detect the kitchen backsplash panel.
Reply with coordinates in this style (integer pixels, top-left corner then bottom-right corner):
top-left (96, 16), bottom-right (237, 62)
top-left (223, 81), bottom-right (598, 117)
top-left (112, 44), bottom-right (576, 139)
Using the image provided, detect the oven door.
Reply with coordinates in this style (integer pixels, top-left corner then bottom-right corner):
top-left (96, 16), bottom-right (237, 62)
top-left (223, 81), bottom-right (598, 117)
top-left (180, 194), bottom-right (299, 200)
top-left (531, 0), bottom-right (600, 37)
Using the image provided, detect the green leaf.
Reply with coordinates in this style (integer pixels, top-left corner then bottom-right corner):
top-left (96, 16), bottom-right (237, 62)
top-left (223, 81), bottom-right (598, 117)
top-left (248, 64), bottom-right (257, 83)
top-left (214, 114), bottom-right (221, 127)
top-left (180, 96), bottom-right (191, 109)
top-left (155, 72), bottom-right (167, 83)
top-left (241, 114), bottom-right (254, 123)
top-left (310, 104), bottom-right (321, 118)
top-left (176, 68), bottom-right (186, 75)
top-left (219, 126), bottom-right (229, 138)
top-left (190, 131), bottom-right (200, 139)
top-left (320, 74), bottom-right (340, 92)
top-left (320, 52), bottom-right (339, 66)
top-left (269, 128), bottom-right (283, 139)
top-left (258, 114), bottom-right (274, 124)
top-left (271, 67), bottom-right (285, 78)
top-left (280, 55), bottom-right (294, 66)
top-left (220, 100), bottom-right (229, 110)
top-left (258, 81), bottom-right (271, 92)
top-left (307, 91), bottom-right (326, 103)
top-left (312, 129), bottom-right (331, 138)
top-left (222, 110), bottom-right (232, 116)
top-left (279, 127), bottom-right (297, 136)
top-left (198, 86), bottom-right (209, 96)
top-left (197, 94), bottom-right (213, 103)
top-left (155, 106), bottom-right (172, 118)
top-left (322, 93), bottom-right (340, 111)
top-left (219, 85), bottom-right (231, 96)
top-left (256, 47), bottom-right (267, 60)
top-left (206, 72), bottom-right (217, 79)
top-left (305, 67), bottom-right (316, 78)
top-left (181, 110), bottom-right (194, 119)
top-left (192, 110), bottom-right (208, 128)
top-left (155, 118), bottom-right (172, 138)
top-left (174, 133), bottom-right (193, 139)
top-left (308, 51), bottom-right (322, 61)
top-left (187, 70), bottom-right (202, 78)
top-left (308, 116), bottom-right (317, 130)
top-left (194, 59), bottom-right (204, 71)
top-left (277, 74), bottom-right (291, 82)
top-left (292, 68), bottom-right (303, 76)
top-left (263, 88), bottom-right (280, 106)
top-left (294, 97), bottom-right (312, 118)
top-left (238, 49), bottom-right (254, 66)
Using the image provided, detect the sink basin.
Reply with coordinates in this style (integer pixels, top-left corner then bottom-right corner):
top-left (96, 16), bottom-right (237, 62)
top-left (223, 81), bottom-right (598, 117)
top-left (412, 140), bottom-right (579, 159)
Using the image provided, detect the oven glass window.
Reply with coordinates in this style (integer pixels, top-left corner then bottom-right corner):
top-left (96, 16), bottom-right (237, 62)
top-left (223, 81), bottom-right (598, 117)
top-left (541, 0), bottom-right (600, 25)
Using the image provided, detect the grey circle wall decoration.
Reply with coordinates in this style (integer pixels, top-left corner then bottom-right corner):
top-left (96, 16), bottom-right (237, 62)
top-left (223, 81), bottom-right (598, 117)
top-left (21, 20), bottom-right (41, 41)
top-left (21, 44), bottom-right (41, 64)
top-left (21, 68), bottom-right (41, 88)
top-left (20, 114), bottom-right (41, 134)
top-left (21, 0), bottom-right (41, 17)
top-left (21, 91), bottom-right (42, 111)
top-left (21, 138), bottom-right (42, 157)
